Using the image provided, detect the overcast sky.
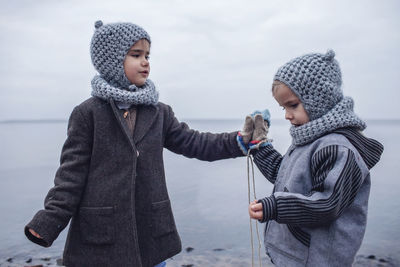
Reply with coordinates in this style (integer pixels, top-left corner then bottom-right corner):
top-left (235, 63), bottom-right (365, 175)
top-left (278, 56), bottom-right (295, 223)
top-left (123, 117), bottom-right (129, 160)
top-left (0, 0), bottom-right (399, 121)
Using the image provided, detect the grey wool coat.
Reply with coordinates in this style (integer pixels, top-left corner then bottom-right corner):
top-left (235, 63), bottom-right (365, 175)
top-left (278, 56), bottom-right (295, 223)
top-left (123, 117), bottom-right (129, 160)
top-left (25, 97), bottom-right (243, 267)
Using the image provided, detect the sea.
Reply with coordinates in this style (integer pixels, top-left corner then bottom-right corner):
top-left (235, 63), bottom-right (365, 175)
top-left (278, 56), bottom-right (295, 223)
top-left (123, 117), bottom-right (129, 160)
top-left (0, 119), bottom-right (399, 266)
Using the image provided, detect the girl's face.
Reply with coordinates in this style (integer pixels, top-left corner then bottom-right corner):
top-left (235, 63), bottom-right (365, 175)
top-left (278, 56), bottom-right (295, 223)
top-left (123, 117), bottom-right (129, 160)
top-left (273, 83), bottom-right (310, 127)
top-left (123, 39), bottom-right (150, 86)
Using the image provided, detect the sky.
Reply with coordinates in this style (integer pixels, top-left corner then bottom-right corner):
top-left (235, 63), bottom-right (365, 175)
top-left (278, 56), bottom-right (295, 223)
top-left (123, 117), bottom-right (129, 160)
top-left (0, 0), bottom-right (399, 121)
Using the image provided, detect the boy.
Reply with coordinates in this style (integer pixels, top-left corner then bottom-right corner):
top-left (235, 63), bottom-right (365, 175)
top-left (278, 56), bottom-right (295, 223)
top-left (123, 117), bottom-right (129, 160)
top-left (247, 50), bottom-right (383, 266)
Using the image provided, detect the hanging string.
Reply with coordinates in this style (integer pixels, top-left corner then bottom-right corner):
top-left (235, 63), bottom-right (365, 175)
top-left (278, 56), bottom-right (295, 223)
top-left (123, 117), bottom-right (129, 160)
top-left (247, 150), bottom-right (262, 267)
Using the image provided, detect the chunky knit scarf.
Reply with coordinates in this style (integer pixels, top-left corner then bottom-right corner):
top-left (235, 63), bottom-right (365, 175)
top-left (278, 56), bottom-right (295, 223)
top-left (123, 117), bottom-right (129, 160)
top-left (290, 97), bottom-right (366, 146)
top-left (91, 75), bottom-right (159, 105)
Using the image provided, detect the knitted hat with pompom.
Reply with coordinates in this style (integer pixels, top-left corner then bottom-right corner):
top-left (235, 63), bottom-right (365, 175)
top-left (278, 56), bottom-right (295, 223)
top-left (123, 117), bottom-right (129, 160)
top-left (274, 50), bottom-right (367, 145)
top-left (274, 50), bottom-right (343, 121)
top-left (90, 20), bottom-right (151, 88)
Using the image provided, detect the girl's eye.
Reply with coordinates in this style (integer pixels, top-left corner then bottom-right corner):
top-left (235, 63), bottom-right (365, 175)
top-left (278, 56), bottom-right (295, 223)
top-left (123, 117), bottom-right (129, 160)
top-left (145, 55), bottom-right (150, 60)
top-left (131, 54), bottom-right (140, 58)
top-left (291, 103), bottom-right (299, 109)
top-left (281, 107), bottom-right (286, 110)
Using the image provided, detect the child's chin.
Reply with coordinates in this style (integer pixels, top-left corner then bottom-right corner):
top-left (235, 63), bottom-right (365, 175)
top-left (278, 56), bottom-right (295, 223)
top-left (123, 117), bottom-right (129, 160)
top-left (134, 81), bottom-right (146, 87)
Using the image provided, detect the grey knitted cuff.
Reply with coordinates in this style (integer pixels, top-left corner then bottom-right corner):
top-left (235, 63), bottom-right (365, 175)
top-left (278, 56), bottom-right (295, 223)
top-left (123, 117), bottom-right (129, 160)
top-left (258, 195), bottom-right (277, 223)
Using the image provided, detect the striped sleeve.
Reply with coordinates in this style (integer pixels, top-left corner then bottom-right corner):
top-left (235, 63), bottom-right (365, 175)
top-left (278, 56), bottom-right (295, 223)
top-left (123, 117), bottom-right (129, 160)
top-left (258, 195), bottom-right (277, 222)
top-left (253, 145), bottom-right (283, 184)
top-left (310, 145), bottom-right (338, 192)
top-left (258, 145), bottom-right (365, 227)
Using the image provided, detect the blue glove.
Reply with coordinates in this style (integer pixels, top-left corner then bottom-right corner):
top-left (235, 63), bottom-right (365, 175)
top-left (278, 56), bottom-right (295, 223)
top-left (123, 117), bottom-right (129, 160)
top-left (251, 109), bottom-right (271, 127)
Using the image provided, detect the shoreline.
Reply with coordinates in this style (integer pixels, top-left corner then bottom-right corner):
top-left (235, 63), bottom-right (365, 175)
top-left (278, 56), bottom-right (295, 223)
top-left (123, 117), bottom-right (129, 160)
top-left (2, 248), bottom-right (399, 267)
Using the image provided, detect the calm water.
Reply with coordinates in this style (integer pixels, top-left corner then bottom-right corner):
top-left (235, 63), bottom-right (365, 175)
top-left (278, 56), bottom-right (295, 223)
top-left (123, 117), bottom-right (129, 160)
top-left (0, 119), bottom-right (398, 266)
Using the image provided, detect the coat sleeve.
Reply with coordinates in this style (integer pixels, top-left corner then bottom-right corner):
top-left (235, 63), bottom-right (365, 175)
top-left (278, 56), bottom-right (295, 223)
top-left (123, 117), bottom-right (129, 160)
top-left (253, 145), bottom-right (283, 184)
top-left (258, 145), bottom-right (367, 226)
top-left (25, 106), bottom-right (93, 247)
top-left (163, 105), bottom-right (243, 161)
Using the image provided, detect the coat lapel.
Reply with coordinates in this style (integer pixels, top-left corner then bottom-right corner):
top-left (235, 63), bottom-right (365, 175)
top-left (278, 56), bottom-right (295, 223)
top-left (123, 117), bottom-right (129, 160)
top-left (133, 104), bottom-right (159, 145)
top-left (110, 99), bottom-right (159, 147)
top-left (109, 99), bottom-right (135, 148)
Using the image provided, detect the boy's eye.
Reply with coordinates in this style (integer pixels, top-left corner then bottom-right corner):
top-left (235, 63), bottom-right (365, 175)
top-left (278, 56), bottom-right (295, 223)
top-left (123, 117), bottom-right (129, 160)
top-left (291, 103), bottom-right (299, 109)
top-left (145, 55), bottom-right (150, 60)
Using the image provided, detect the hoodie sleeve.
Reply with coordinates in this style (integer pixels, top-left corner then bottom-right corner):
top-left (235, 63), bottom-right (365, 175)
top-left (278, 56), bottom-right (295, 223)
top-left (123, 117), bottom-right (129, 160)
top-left (258, 144), bottom-right (367, 226)
top-left (25, 106), bottom-right (93, 247)
top-left (252, 145), bottom-right (283, 184)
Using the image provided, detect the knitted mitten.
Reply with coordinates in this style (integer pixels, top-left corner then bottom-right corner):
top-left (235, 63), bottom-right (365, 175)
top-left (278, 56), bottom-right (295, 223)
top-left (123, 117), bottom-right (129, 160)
top-left (237, 115), bottom-right (254, 155)
top-left (237, 110), bottom-right (272, 155)
top-left (249, 110), bottom-right (272, 150)
top-left (252, 114), bottom-right (269, 142)
top-left (241, 115), bottom-right (254, 143)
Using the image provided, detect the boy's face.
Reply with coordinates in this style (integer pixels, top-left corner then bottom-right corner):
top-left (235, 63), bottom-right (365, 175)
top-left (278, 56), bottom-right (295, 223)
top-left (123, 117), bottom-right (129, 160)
top-left (273, 83), bottom-right (310, 127)
top-left (123, 39), bottom-right (150, 86)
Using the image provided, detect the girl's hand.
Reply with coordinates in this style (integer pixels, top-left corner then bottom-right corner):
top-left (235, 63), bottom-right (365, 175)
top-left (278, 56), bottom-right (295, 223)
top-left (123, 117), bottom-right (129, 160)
top-left (29, 228), bottom-right (42, 239)
top-left (249, 200), bottom-right (263, 220)
top-left (240, 115), bottom-right (255, 144)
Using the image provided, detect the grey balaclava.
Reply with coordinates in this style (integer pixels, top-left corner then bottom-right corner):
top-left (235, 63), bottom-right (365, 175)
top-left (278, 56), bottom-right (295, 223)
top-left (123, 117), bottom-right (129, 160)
top-left (274, 50), bottom-right (342, 121)
top-left (274, 50), bottom-right (366, 145)
top-left (90, 20), bottom-right (151, 88)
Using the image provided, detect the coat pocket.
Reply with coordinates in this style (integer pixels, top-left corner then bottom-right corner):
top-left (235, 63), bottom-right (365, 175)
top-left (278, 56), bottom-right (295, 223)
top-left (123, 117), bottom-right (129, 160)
top-left (265, 221), bottom-right (309, 264)
top-left (151, 200), bottom-right (176, 237)
top-left (79, 206), bottom-right (115, 245)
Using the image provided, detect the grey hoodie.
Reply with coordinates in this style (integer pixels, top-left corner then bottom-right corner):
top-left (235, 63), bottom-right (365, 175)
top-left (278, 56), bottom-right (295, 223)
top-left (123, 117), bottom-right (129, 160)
top-left (253, 128), bottom-right (383, 266)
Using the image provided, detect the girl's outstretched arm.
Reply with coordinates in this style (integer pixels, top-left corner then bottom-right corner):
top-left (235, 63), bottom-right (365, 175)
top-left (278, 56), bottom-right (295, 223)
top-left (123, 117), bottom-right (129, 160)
top-left (163, 105), bottom-right (243, 161)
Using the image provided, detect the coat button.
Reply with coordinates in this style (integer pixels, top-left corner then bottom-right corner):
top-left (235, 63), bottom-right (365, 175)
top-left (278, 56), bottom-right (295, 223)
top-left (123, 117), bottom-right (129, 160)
top-left (136, 150), bottom-right (140, 157)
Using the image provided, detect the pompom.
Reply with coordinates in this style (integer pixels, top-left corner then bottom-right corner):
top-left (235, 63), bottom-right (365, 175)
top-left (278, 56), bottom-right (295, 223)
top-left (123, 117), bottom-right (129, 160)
top-left (324, 49), bottom-right (335, 61)
top-left (94, 20), bottom-right (103, 29)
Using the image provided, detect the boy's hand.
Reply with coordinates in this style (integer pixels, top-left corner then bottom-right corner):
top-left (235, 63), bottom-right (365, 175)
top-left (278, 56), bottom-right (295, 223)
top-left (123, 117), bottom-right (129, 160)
top-left (249, 200), bottom-right (263, 220)
top-left (29, 228), bottom-right (42, 239)
top-left (251, 109), bottom-right (271, 128)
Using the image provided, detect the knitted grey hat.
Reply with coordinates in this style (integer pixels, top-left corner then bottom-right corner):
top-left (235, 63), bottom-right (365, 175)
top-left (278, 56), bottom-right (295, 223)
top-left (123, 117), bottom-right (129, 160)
top-left (274, 50), bottom-right (343, 121)
top-left (90, 20), bottom-right (151, 88)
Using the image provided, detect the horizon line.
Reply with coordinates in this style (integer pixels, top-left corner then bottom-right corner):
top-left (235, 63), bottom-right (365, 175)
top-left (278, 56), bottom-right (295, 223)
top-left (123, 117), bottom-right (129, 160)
top-left (1, 118), bottom-right (400, 124)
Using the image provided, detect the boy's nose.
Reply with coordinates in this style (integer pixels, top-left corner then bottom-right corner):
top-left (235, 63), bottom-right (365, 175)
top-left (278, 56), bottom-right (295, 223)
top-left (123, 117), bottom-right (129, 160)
top-left (285, 111), bottom-right (292, 120)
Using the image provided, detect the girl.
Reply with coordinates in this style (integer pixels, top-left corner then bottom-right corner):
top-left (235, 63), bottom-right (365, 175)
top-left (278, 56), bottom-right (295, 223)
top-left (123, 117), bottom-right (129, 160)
top-left (25, 20), bottom-right (244, 267)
